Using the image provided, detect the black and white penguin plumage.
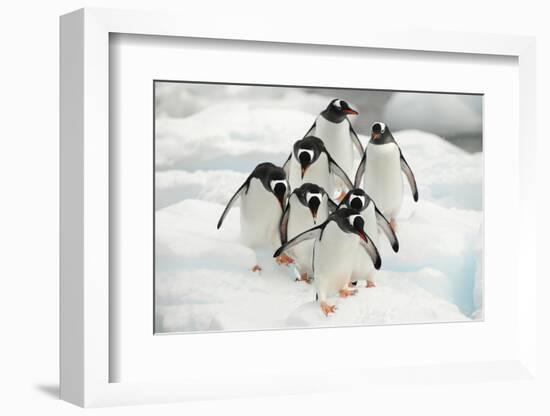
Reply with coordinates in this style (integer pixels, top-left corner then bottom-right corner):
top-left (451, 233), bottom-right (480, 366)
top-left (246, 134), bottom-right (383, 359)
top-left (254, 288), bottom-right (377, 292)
top-left (338, 189), bottom-right (399, 287)
top-left (274, 208), bottom-right (381, 316)
top-left (217, 162), bottom-right (292, 270)
top-left (304, 99), bottom-right (364, 185)
top-left (355, 122), bottom-right (418, 230)
top-left (283, 136), bottom-right (353, 198)
top-left (279, 183), bottom-right (338, 281)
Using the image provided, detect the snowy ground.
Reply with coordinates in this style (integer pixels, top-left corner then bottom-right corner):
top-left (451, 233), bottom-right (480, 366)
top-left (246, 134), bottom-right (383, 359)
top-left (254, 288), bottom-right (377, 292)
top-left (155, 99), bottom-right (483, 333)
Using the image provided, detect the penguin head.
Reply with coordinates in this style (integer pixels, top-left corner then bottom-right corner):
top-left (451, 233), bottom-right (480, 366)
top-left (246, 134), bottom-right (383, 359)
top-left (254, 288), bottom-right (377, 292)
top-left (254, 162), bottom-right (289, 209)
top-left (293, 136), bottom-right (325, 178)
top-left (270, 179), bottom-right (288, 208)
top-left (331, 208), bottom-right (368, 242)
top-left (322, 99), bottom-right (358, 122)
top-left (339, 188), bottom-right (371, 212)
top-left (293, 183), bottom-right (327, 223)
top-left (370, 122), bottom-right (394, 143)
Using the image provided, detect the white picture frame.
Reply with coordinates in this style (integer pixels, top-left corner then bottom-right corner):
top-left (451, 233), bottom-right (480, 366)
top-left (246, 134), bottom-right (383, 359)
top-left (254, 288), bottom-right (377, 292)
top-left (60, 7), bottom-right (537, 407)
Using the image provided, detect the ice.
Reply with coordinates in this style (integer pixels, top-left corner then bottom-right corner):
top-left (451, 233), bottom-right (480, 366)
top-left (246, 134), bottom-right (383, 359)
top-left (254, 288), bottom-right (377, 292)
top-left (155, 102), bottom-right (482, 333)
top-left (155, 103), bottom-right (315, 172)
top-left (287, 273), bottom-right (468, 328)
top-left (394, 130), bottom-right (483, 210)
top-left (155, 83), bottom-right (331, 120)
top-left (383, 94), bottom-right (482, 140)
top-left (156, 169), bottom-right (249, 209)
top-left (155, 197), bottom-right (479, 333)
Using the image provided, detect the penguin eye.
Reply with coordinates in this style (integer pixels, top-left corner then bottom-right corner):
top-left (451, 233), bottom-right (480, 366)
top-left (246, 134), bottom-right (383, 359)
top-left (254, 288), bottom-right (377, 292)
top-left (297, 149), bottom-right (314, 161)
top-left (306, 192), bottom-right (322, 204)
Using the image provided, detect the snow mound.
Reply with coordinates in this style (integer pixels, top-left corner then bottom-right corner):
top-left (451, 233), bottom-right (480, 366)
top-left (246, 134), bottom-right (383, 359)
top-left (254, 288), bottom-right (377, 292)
top-left (379, 197), bottom-right (481, 314)
top-left (155, 199), bottom-right (473, 333)
top-left (156, 200), bottom-right (252, 269)
top-left (156, 83), bottom-right (331, 119)
top-left (156, 169), bottom-right (249, 209)
top-left (155, 103), bottom-right (314, 172)
top-left (383, 94), bottom-right (482, 139)
top-left (393, 130), bottom-right (482, 210)
top-left (287, 277), bottom-right (467, 328)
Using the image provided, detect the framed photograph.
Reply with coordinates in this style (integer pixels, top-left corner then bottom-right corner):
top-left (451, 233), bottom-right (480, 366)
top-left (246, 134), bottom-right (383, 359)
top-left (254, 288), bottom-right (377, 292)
top-left (60, 8), bottom-right (538, 407)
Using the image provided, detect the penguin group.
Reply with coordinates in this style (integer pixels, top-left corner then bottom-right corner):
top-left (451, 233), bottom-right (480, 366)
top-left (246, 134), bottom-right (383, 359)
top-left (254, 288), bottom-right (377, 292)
top-left (217, 99), bottom-right (418, 316)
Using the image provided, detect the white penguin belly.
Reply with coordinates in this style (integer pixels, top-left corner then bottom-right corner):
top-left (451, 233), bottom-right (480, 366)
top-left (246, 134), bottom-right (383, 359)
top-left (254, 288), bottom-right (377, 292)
top-left (240, 179), bottom-right (282, 249)
top-left (286, 198), bottom-right (329, 274)
top-left (314, 116), bottom-right (355, 180)
top-left (313, 222), bottom-right (358, 300)
top-left (288, 153), bottom-right (334, 195)
top-left (351, 204), bottom-right (378, 282)
top-left (364, 143), bottom-right (403, 219)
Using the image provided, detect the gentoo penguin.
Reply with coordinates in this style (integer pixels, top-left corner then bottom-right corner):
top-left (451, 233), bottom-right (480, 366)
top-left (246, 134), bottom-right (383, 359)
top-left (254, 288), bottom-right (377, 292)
top-left (355, 122), bottom-right (418, 230)
top-left (274, 208), bottom-right (381, 316)
top-left (304, 99), bottom-right (364, 189)
top-left (279, 183), bottom-right (338, 282)
top-left (338, 189), bottom-right (399, 288)
top-left (283, 136), bottom-right (353, 198)
top-left (217, 162), bottom-right (292, 271)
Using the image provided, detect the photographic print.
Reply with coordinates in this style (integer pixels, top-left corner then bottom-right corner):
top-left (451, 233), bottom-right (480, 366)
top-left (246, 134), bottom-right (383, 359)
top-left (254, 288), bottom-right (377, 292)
top-left (154, 82), bottom-right (483, 333)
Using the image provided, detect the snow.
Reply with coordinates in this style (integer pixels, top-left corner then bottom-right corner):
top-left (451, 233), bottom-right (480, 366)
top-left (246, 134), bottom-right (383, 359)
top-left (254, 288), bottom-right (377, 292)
top-left (287, 272), bottom-right (467, 328)
top-left (155, 99), bottom-right (483, 333)
top-left (396, 130), bottom-right (482, 210)
top-left (156, 83), bottom-right (331, 120)
top-left (155, 104), bottom-right (314, 171)
top-left (156, 169), bottom-right (248, 209)
top-left (155, 197), bottom-right (476, 333)
top-left (383, 93), bottom-right (482, 140)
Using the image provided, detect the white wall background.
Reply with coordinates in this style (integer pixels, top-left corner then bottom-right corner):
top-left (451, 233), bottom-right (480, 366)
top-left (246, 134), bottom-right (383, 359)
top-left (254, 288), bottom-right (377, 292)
top-left (0, 1), bottom-right (547, 415)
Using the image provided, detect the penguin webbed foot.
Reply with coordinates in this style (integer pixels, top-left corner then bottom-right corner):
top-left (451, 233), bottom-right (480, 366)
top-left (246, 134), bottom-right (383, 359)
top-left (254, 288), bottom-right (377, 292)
top-left (251, 264), bottom-right (262, 273)
top-left (275, 253), bottom-right (294, 266)
top-left (366, 280), bottom-right (376, 288)
top-left (338, 288), bottom-right (358, 298)
top-left (320, 301), bottom-right (337, 316)
top-left (295, 272), bottom-right (312, 284)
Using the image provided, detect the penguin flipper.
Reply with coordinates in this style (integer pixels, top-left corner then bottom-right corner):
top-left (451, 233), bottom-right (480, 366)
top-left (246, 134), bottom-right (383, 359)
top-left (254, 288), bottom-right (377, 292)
top-left (303, 120), bottom-right (316, 138)
top-left (347, 119), bottom-right (364, 156)
top-left (374, 205), bottom-right (399, 252)
top-left (327, 155), bottom-right (353, 190)
top-left (273, 223), bottom-right (325, 258)
top-left (216, 178), bottom-right (250, 229)
top-left (279, 202), bottom-right (291, 244)
top-left (354, 152), bottom-right (367, 188)
top-left (282, 153), bottom-right (291, 176)
top-left (359, 235), bottom-right (382, 270)
top-left (399, 150), bottom-right (419, 202)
